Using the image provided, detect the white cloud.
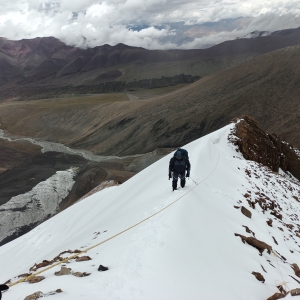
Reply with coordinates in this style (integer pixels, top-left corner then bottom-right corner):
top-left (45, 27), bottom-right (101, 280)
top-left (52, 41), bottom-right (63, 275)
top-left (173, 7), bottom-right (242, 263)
top-left (179, 12), bottom-right (300, 49)
top-left (0, 0), bottom-right (299, 49)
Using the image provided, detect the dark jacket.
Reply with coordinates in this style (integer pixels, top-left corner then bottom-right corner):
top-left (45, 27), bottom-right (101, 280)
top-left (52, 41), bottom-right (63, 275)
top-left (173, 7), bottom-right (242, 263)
top-left (169, 156), bottom-right (190, 174)
top-left (0, 285), bottom-right (9, 300)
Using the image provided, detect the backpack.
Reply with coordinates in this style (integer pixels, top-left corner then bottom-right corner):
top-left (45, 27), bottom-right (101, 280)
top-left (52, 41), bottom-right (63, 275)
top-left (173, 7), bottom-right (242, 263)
top-left (173, 148), bottom-right (189, 159)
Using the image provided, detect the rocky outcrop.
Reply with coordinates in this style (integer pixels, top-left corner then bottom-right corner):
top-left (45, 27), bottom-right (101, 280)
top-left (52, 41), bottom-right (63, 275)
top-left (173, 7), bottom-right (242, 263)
top-left (241, 206), bottom-right (252, 218)
top-left (29, 249), bottom-right (81, 272)
top-left (291, 263), bottom-right (300, 277)
top-left (98, 265), bottom-right (109, 272)
top-left (251, 272), bottom-right (265, 283)
top-left (268, 134), bottom-right (300, 181)
top-left (291, 288), bottom-right (300, 296)
top-left (24, 289), bottom-right (62, 300)
top-left (27, 276), bottom-right (45, 284)
top-left (24, 291), bottom-right (43, 300)
top-left (54, 266), bottom-right (71, 276)
top-left (266, 293), bottom-right (285, 300)
top-left (234, 233), bottom-right (272, 255)
top-left (76, 256), bottom-right (91, 262)
top-left (231, 116), bottom-right (300, 181)
top-left (231, 116), bottom-right (279, 171)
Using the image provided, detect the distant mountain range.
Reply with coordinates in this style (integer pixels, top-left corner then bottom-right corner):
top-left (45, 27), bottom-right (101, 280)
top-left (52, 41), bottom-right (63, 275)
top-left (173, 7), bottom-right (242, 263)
top-left (1, 41), bottom-right (299, 156)
top-left (0, 26), bottom-right (300, 101)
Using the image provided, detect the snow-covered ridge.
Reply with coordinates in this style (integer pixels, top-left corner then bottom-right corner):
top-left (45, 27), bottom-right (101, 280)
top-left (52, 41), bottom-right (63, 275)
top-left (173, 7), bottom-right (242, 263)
top-left (0, 169), bottom-right (77, 245)
top-left (237, 30), bottom-right (271, 39)
top-left (0, 124), bottom-right (300, 299)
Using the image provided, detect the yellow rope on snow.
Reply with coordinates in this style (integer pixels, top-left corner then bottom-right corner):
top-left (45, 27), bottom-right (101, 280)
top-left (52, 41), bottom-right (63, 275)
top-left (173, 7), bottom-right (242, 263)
top-left (273, 250), bottom-right (290, 293)
top-left (8, 149), bottom-right (220, 288)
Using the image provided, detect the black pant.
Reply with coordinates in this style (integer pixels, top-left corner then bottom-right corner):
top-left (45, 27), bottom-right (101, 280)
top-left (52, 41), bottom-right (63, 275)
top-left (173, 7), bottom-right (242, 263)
top-left (172, 171), bottom-right (186, 188)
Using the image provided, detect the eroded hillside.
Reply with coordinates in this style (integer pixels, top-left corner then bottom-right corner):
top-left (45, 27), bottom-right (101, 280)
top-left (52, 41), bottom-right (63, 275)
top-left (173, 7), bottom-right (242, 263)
top-left (0, 45), bottom-right (299, 157)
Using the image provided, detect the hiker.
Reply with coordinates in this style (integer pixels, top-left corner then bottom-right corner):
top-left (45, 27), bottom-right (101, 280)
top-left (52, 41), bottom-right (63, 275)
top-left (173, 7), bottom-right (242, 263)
top-left (169, 149), bottom-right (190, 191)
top-left (0, 284), bottom-right (9, 299)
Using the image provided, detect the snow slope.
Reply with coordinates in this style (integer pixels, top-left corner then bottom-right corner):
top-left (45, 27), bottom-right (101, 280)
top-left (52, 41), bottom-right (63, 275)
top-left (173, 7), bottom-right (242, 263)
top-left (1, 124), bottom-right (300, 300)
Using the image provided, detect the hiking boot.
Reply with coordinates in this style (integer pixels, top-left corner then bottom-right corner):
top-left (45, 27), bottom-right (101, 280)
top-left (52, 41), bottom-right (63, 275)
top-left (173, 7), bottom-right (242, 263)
top-left (172, 181), bottom-right (177, 191)
top-left (181, 179), bottom-right (185, 188)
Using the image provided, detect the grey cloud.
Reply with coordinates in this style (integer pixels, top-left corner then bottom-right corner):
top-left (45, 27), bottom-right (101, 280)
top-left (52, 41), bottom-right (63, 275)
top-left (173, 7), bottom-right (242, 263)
top-left (0, 0), bottom-right (299, 49)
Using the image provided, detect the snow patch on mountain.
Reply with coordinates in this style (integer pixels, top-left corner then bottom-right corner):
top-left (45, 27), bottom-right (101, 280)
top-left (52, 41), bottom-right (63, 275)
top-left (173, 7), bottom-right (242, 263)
top-left (238, 30), bottom-right (271, 39)
top-left (0, 169), bottom-right (77, 245)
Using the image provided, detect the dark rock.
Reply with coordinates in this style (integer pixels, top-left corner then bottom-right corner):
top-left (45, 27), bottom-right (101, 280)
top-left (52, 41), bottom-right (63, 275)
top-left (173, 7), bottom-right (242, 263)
top-left (24, 291), bottom-right (43, 300)
top-left (73, 272), bottom-right (91, 277)
top-left (293, 196), bottom-right (300, 202)
top-left (247, 199), bottom-right (256, 209)
top-left (98, 265), bottom-right (109, 272)
top-left (232, 116), bottom-right (280, 171)
top-left (270, 210), bottom-right (282, 220)
top-left (291, 288), bottom-right (300, 296)
top-left (76, 256), bottom-right (92, 262)
top-left (272, 236), bottom-right (278, 245)
top-left (235, 233), bottom-right (272, 255)
top-left (269, 134), bottom-right (300, 181)
top-left (54, 266), bottom-right (72, 276)
top-left (30, 260), bottom-right (51, 272)
top-left (243, 225), bottom-right (251, 233)
top-left (241, 206), bottom-right (252, 218)
top-left (291, 263), bottom-right (300, 277)
top-left (242, 225), bottom-right (255, 235)
top-left (276, 285), bottom-right (288, 295)
top-left (266, 292), bottom-right (285, 300)
top-left (27, 276), bottom-right (45, 284)
top-left (18, 273), bottom-right (32, 278)
top-left (231, 116), bottom-right (300, 181)
top-left (289, 275), bottom-right (300, 284)
top-left (261, 265), bottom-right (267, 273)
top-left (252, 271), bottom-right (265, 283)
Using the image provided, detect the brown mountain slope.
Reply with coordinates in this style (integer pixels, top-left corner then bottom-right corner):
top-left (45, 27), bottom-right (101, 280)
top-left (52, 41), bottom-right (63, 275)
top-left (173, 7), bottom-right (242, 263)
top-left (70, 45), bottom-right (300, 154)
top-left (1, 27), bottom-right (300, 100)
top-left (0, 45), bottom-right (299, 155)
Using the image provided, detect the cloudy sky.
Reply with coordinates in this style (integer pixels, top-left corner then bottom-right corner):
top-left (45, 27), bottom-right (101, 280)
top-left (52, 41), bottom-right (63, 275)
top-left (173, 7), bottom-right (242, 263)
top-left (0, 0), bottom-right (299, 49)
